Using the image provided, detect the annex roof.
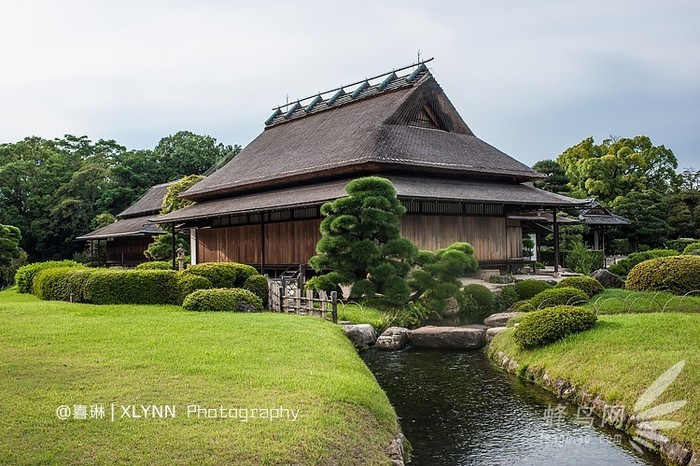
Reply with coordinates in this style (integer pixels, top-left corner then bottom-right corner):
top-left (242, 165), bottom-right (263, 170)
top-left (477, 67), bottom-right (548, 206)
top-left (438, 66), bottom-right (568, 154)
top-left (76, 216), bottom-right (164, 240)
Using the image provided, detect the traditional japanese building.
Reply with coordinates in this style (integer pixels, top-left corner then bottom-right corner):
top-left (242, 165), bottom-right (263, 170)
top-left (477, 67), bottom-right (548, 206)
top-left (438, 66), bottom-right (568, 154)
top-left (77, 182), bottom-right (172, 266)
top-left (154, 60), bottom-right (585, 274)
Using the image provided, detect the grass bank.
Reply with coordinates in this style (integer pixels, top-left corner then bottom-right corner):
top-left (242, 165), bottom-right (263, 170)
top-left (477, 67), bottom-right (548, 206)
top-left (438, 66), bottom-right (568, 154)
top-left (0, 289), bottom-right (398, 465)
top-left (489, 313), bottom-right (700, 458)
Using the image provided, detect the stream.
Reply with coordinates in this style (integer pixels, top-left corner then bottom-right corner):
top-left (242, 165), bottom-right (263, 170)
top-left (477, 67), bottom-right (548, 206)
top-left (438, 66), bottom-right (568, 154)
top-left (362, 348), bottom-right (664, 466)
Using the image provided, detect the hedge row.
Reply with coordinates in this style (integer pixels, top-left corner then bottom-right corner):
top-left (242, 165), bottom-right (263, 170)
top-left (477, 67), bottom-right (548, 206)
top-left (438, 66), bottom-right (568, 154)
top-left (28, 261), bottom-right (268, 307)
top-left (15, 260), bottom-right (81, 294)
top-left (182, 288), bottom-right (263, 312)
top-left (513, 305), bottom-right (597, 349)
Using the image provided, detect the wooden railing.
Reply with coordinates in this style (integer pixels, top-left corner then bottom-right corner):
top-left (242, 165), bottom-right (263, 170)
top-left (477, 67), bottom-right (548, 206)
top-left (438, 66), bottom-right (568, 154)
top-left (268, 278), bottom-right (338, 323)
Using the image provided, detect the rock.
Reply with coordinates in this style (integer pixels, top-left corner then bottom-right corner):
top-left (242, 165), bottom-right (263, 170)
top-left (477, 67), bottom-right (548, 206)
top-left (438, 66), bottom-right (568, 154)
top-left (591, 269), bottom-right (625, 288)
top-left (484, 312), bottom-right (520, 327)
top-left (486, 327), bottom-right (508, 341)
top-left (234, 301), bottom-right (258, 312)
top-left (375, 327), bottom-right (409, 351)
top-left (386, 432), bottom-right (406, 466)
top-left (441, 297), bottom-right (461, 317)
top-left (689, 452), bottom-right (700, 466)
top-left (660, 440), bottom-right (692, 465)
top-left (343, 324), bottom-right (377, 349)
top-left (407, 326), bottom-right (486, 350)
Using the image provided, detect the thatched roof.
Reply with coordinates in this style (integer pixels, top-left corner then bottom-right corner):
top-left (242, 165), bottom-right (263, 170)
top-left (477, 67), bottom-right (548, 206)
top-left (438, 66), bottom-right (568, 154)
top-left (76, 216), bottom-right (164, 240)
top-left (155, 176), bottom-right (587, 224)
top-left (182, 64), bottom-right (541, 201)
top-left (118, 182), bottom-right (173, 218)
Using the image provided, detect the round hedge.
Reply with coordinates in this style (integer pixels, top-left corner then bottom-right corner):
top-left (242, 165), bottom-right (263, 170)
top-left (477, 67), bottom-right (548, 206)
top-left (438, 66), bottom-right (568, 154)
top-left (529, 287), bottom-right (588, 310)
top-left (135, 261), bottom-right (173, 270)
top-left (511, 300), bottom-right (536, 313)
top-left (626, 255), bottom-right (700, 295)
top-left (513, 280), bottom-right (553, 300)
top-left (495, 285), bottom-right (520, 311)
top-left (242, 274), bottom-right (269, 309)
top-left (182, 288), bottom-right (263, 312)
top-left (555, 276), bottom-right (604, 298)
top-left (463, 283), bottom-right (494, 311)
top-left (180, 262), bottom-right (258, 288)
top-left (513, 305), bottom-right (597, 349)
top-left (607, 249), bottom-right (679, 277)
top-left (175, 273), bottom-right (213, 305)
top-left (682, 242), bottom-right (700, 255)
top-left (15, 260), bottom-right (81, 294)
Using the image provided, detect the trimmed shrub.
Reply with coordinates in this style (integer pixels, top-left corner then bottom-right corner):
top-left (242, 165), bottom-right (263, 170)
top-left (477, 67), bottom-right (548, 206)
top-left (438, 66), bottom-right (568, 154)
top-left (175, 273), bottom-right (213, 305)
top-left (180, 262), bottom-right (258, 288)
top-left (83, 269), bottom-right (178, 305)
top-left (513, 280), bottom-right (553, 300)
top-left (511, 300), bottom-right (537, 313)
top-left (529, 287), bottom-right (588, 310)
top-left (626, 256), bottom-right (700, 295)
top-left (682, 241), bottom-right (700, 256)
top-left (135, 261), bottom-right (173, 270)
top-left (15, 260), bottom-right (81, 294)
top-left (242, 274), bottom-right (269, 309)
top-left (555, 276), bottom-right (604, 298)
top-left (182, 288), bottom-right (263, 312)
top-left (607, 249), bottom-right (679, 277)
top-left (33, 267), bottom-right (93, 302)
top-left (668, 238), bottom-right (697, 253)
top-left (513, 305), bottom-right (597, 349)
top-left (462, 284), bottom-right (494, 311)
top-left (495, 285), bottom-right (520, 312)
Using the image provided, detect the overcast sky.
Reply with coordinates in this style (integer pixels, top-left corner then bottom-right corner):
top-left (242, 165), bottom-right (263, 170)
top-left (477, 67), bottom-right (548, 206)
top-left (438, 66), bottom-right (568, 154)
top-left (1, 0), bottom-right (698, 170)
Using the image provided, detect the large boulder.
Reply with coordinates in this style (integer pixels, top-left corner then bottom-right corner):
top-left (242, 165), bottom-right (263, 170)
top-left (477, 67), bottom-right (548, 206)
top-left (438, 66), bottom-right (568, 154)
top-left (407, 326), bottom-right (486, 350)
top-left (343, 324), bottom-right (377, 349)
top-left (375, 327), bottom-right (409, 351)
top-left (591, 269), bottom-right (625, 288)
top-left (484, 312), bottom-right (520, 327)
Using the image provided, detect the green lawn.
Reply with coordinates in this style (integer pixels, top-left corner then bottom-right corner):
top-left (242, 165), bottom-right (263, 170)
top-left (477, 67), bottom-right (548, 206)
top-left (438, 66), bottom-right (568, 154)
top-left (490, 312), bottom-right (700, 454)
top-left (586, 289), bottom-right (700, 314)
top-left (336, 303), bottom-right (384, 327)
top-left (0, 289), bottom-right (398, 465)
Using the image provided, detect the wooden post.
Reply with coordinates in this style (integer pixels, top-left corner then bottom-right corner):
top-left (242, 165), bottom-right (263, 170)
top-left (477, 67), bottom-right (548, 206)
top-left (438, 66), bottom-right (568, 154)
top-left (294, 288), bottom-right (301, 314)
top-left (280, 278), bottom-right (286, 312)
top-left (601, 226), bottom-right (607, 269)
top-left (260, 221), bottom-right (265, 274)
top-left (171, 223), bottom-right (177, 270)
top-left (331, 291), bottom-right (338, 324)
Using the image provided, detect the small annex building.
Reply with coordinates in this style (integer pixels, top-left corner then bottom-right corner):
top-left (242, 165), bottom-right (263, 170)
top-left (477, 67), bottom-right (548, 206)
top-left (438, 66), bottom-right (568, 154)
top-left (77, 182), bottom-right (172, 266)
top-left (155, 60), bottom-right (586, 274)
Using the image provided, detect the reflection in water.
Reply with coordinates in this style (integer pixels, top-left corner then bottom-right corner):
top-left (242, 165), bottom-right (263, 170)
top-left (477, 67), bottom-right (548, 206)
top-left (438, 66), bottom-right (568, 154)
top-left (362, 348), bottom-right (663, 466)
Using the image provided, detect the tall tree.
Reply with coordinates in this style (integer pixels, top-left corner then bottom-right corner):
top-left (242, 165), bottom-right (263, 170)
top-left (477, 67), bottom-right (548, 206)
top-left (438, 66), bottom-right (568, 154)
top-left (153, 131), bottom-right (240, 182)
top-left (0, 224), bottom-right (21, 267)
top-left (532, 159), bottom-right (570, 194)
top-left (557, 136), bottom-right (678, 205)
top-left (613, 190), bottom-right (671, 249)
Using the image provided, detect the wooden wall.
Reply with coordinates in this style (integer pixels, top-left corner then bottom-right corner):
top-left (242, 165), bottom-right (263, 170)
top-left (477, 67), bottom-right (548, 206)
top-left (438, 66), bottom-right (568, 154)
top-left (195, 215), bottom-right (521, 265)
top-left (196, 219), bottom-right (321, 266)
top-left (401, 215), bottom-right (520, 262)
top-left (106, 236), bottom-right (153, 266)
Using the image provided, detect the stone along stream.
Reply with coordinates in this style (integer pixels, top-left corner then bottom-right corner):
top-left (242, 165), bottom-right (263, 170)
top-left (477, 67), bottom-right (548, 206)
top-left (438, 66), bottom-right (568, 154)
top-left (362, 348), bottom-right (664, 465)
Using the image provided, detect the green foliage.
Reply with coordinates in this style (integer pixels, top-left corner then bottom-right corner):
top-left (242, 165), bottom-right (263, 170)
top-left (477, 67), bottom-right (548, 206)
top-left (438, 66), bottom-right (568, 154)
top-left (666, 187), bottom-right (700, 239)
top-left (83, 269), bottom-right (178, 305)
top-left (242, 274), bottom-right (269, 309)
top-left (182, 288), bottom-right (263, 313)
top-left (682, 241), bottom-right (700, 255)
top-left (532, 159), bottom-right (570, 194)
top-left (565, 242), bottom-right (603, 275)
top-left (160, 174), bottom-right (205, 215)
top-left (555, 276), bottom-right (604, 298)
top-left (304, 275), bottom-right (344, 298)
top-left (410, 243), bottom-right (479, 314)
top-left (377, 303), bottom-right (432, 331)
top-left (612, 189), bottom-right (671, 249)
top-left (557, 135), bottom-right (678, 205)
top-left (310, 177), bottom-right (417, 309)
top-left (609, 238), bottom-right (630, 256)
top-left (180, 262), bottom-right (258, 288)
top-left (462, 284), bottom-right (494, 311)
top-left (513, 280), bottom-right (553, 300)
top-left (0, 224), bottom-right (22, 267)
top-left (33, 267), bottom-right (92, 302)
top-left (0, 250), bottom-right (27, 289)
top-left (512, 300), bottom-right (537, 313)
top-left (174, 273), bottom-right (213, 305)
top-left (626, 256), bottom-right (700, 295)
top-left (512, 305), bottom-right (597, 349)
top-left (15, 260), bottom-right (81, 294)
top-left (607, 249), bottom-right (679, 277)
top-left (529, 287), bottom-right (589, 309)
top-left (135, 261), bottom-right (173, 270)
top-left (495, 285), bottom-right (520, 311)
top-left (489, 275), bottom-right (514, 284)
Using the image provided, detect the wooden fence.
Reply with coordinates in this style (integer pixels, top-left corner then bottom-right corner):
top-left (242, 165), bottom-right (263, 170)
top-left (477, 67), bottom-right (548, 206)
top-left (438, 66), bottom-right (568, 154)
top-left (268, 278), bottom-right (338, 323)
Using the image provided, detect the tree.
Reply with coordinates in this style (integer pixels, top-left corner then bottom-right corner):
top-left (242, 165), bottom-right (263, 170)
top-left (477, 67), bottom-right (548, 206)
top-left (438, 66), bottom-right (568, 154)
top-left (153, 131), bottom-right (240, 182)
top-left (532, 159), bottom-right (570, 194)
top-left (0, 224), bottom-right (21, 267)
top-left (557, 136), bottom-right (678, 204)
top-left (613, 190), bottom-right (671, 249)
top-left (310, 177), bottom-right (417, 309)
